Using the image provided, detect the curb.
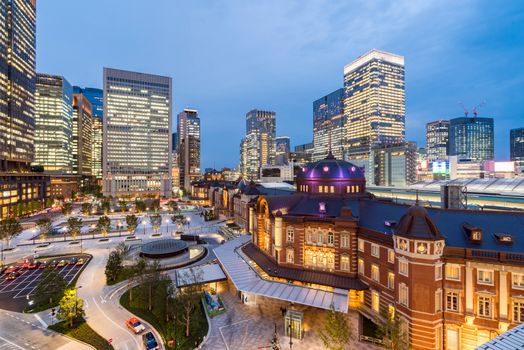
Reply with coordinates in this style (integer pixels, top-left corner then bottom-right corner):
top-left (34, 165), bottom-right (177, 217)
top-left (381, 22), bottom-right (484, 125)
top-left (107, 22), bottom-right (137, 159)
top-left (196, 298), bottom-right (212, 349)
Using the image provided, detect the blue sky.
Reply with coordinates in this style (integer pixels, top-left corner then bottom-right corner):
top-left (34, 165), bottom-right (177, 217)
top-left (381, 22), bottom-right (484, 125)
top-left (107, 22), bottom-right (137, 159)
top-left (37, 0), bottom-right (524, 169)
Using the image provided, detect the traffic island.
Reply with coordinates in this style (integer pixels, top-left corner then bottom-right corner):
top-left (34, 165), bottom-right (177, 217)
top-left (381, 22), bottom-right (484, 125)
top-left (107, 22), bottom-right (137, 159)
top-left (49, 317), bottom-right (114, 350)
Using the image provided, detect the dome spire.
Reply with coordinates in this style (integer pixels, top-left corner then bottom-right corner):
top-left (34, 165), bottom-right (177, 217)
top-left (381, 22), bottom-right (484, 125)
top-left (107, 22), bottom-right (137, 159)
top-left (325, 130), bottom-right (336, 160)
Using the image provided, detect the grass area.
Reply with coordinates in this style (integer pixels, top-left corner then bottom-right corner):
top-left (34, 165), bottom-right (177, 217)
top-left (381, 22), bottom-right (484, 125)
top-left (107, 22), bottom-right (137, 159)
top-left (49, 317), bottom-right (114, 350)
top-left (106, 266), bottom-right (135, 286)
top-left (120, 281), bottom-right (208, 350)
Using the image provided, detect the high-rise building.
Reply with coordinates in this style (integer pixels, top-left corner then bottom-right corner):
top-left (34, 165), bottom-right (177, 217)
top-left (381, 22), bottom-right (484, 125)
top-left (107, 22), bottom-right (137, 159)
top-left (72, 92), bottom-right (93, 177)
top-left (177, 109), bottom-right (200, 192)
top-left (275, 136), bottom-right (290, 165)
top-left (313, 88), bottom-right (345, 161)
top-left (81, 87), bottom-right (103, 180)
top-left (448, 117), bottom-right (494, 162)
top-left (510, 127), bottom-right (524, 167)
top-left (103, 68), bottom-right (172, 197)
top-left (240, 109), bottom-right (276, 180)
top-left (343, 50), bottom-right (405, 161)
top-left (82, 88), bottom-right (103, 118)
top-left (172, 132), bottom-right (178, 152)
top-left (426, 120), bottom-right (449, 162)
top-left (33, 74), bottom-right (73, 173)
top-left (371, 142), bottom-right (417, 187)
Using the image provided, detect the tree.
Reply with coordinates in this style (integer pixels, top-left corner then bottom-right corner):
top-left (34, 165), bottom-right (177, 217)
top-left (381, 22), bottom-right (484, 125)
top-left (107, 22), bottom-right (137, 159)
top-left (0, 218), bottom-right (22, 248)
top-left (118, 200), bottom-right (127, 213)
top-left (57, 288), bottom-right (85, 328)
top-left (126, 214), bottom-right (138, 235)
top-left (67, 217), bottom-right (83, 241)
top-left (61, 202), bottom-right (72, 216)
top-left (176, 266), bottom-right (204, 337)
top-left (167, 200), bottom-right (178, 213)
top-left (105, 251), bottom-right (123, 283)
top-left (101, 201), bottom-right (111, 215)
top-left (318, 303), bottom-right (351, 350)
top-left (135, 201), bottom-right (146, 213)
top-left (81, 202), bottom-right (92, 216)
top-left (36, 217), bottom-right (52, 241)
top-left (376, 310), bottom-right (409, 350)
top-left (149, 214), bottom-right (162, 233)
top-left (97, 216), bottom-right (111, 237)
top-left (151, 199), bottom-right (160, 212)
top-left (33, 269), bottom-right (67, 306)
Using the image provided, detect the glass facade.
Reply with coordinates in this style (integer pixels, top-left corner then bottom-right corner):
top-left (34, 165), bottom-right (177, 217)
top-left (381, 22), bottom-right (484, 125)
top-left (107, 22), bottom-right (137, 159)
top-left (313, 88), bottom-right (345, 161)
top-left (76, 87), bottom-right (103, 180)
top-left (103, 68), bottom-right (172, 197)
top-left (426, 120), bottom-right (449, 162)
top-left (343, 50), bottom-right (405, 161)
top-left (72, 93), bottom-right (93, 176)
top-left (33, 74), bottom-right (73, 173)
top-left (177, 109), bottom-right (200, 191)
top-left (510, 128), bottom-right (524, 167)
top-left (275, 136), bottom-right (290, 165)
top-left (448, 117), bottom-right (494, 162)
top-left (371, 142), bottom-right (417, 187)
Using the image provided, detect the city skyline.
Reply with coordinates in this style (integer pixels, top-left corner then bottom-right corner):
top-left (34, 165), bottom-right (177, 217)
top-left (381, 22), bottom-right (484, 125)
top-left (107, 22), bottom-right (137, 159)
top-left (36, 1), bottom-right (524, 168)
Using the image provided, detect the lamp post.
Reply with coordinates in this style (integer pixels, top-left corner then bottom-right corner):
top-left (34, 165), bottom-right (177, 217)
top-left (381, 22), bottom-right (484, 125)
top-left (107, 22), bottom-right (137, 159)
top-left (142, 220), bottom-right (146, 235)
top-left (117, 221), bottom-right (122, 237)
top-left (32, 228), bottom-right (36, 245)
top-left (165, 219), bottom-right (169, 235)
top-left (75, 286), bottom-right (82, 316)
top-left (91, 224), bottom-right (96, 239)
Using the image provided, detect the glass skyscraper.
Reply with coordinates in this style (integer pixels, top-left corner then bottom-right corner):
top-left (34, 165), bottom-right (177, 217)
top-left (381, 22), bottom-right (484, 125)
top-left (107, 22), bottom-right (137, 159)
top-left (34, 74), bottom-right (73, 173)
top-left (72, 92), bottom-right (93, 176)
top-left (426, 120), bottom-right (449, 162)
top-left (177, 109), bottom-right (200, 192)
top-left (313, 88), bottom-right (344, 161)
top-left (510, 127), bottom-right (524, 167)
top-left (448, 117), bottom-right (494, 162)
top-left (103, 68), bottom-right (172, 197)
top-left (343, 50), bottom-right (405, 161)
top-left (275, 136), bottom-right (290, 165)
top-left (77, 87), bottom-right (103, 180)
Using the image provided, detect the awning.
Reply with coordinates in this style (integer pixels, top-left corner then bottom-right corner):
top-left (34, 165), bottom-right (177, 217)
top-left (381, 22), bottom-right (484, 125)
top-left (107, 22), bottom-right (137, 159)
top-left (176, 263), bottom-right (227, 287)
top-left (214, 235), bottom-right (349, 313)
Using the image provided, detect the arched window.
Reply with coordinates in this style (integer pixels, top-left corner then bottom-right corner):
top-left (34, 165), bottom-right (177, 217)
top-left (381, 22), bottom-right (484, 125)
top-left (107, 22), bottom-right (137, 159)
top-left (328, 232), bottom-right (334, 245)
top-left (286, 227), bottom-right (294, 243)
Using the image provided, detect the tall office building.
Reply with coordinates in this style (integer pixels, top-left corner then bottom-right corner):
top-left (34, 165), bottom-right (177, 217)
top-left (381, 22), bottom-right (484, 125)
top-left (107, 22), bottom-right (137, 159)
top-left (240, 109), bottom-right (276, 180)
top-left (0, 0), bottom-right (49, 219)
top-left (426, 120), bottom-right (449, 162)
top-left (103, 68), bottom-right (172, 197)
top-left (448, 117), bottom-right (494, 162)
top-left (82, 88), bottom-right (103, 180)
top-left (177, 109), bottom-right (200, 192)
top-left (510, 127), bottom-right (524, 167)
top-left (34, 74), bottom-right (74, 173)
top-left (275, 136), bottom-right (290, 165)
top-left (72, 92), bottom-right (93, 176)
top-left (313, 88), bottom-right (345, 161)
top-left (343, 50), bottom-right (405, 161)
top-left (371, 142), bottom-right (417, 187)
top-left (172, 132), bottom-right (178, 152)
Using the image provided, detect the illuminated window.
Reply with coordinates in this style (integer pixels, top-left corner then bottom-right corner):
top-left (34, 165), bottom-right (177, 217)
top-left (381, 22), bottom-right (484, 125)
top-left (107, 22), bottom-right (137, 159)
top-left (388, 272), bottom-right (395, 289)
top-left (399, 283), bottom-right (408, 306)
top-left (286, 248), bottom-right (294, 263)
top-left (358, 258), bottom-right (364, 274)
top-left (328, 232), bottom-right (334, 245)
top-left (512, 273), bottom-right (524, 289)
top-left (286, 227), bottom-right (294, 243)
top-left (435, 289), bottom-right (442, 312)
top-left (330, 186), bottom-right (334, 193)
top-left (478, 296), bottom-right (492, 318)
top-left (445, 264), bottom-right (460, 281)
top-left (446, 291), bottom-right (459, 312)
top-left (358, 239), bottom-right (365, 252)
top-left (371, 244), bottom-right (380, 258)
top-left (388, 249), bottom-right (395, 263)
top-left (372, 290), bottom-right (380, 313)
top-left (340, 234), bottom-right (349, 248)
top-left (371, 264), bottom-right (380, 282)
top-left (388, 304), bottom-right (395, 320)
top-left (513, 301), bottom-right (524, 322)
top-left (399, 260), bottom-right (409, 277)
top-left (341, 255), bottom-right (350, 271)
top-left (477, 269), bottom-right (493, 285)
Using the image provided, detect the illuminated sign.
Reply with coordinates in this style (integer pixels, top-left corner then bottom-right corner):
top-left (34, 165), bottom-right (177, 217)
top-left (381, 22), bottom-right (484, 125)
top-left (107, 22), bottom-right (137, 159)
top-left (432, 161), bottom-right (449, 174)
top-left (494, 161), bottom-right (515, 172)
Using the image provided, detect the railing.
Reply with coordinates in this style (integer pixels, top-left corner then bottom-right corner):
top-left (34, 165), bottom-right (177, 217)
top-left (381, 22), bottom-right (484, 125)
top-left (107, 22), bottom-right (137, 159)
top-left (359, 335), bottom-right (385, 346)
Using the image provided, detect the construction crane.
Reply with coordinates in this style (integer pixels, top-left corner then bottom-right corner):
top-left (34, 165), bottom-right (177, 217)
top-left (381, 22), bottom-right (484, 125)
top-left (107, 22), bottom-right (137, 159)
top-left (472, 101), bottom-right (486, 117)
top-left (458, 101), bottom-right (469, 117)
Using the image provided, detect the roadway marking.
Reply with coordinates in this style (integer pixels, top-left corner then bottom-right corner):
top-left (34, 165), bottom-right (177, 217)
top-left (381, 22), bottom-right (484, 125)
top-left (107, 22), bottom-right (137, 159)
top-left (92, 297), bottom-right (140, 349)
top-left (0, 335), bottom-right (26, 350)
top-left (33, 314), bottom-right (47, 328)
top-left (218, 318), bottom-right (254, 350)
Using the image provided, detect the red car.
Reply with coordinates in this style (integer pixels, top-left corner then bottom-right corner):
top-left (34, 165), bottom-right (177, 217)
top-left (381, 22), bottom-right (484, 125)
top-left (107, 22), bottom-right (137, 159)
top-left (125, 317), bottom-right (145, 334)
top-left (4, 266), bottom-right (18, 274)
top-left (5, 271), bottom-right (20, 280)
top-left (28, 261), bottom-right (40, 269)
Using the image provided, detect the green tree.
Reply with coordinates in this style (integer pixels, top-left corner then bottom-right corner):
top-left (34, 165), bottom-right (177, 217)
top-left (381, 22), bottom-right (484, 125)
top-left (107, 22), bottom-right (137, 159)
top-left (135, 201), bottom-right (146, 213)
top-left (167, 200), bottom-right (178, 213)
top-left (105, 251), bottom-right (123, 283)
top-left (81, 202), bottom-right (92, 216)
top-left (151, 199), bottom-right (160, 212)
top-left (118, 200), bottom-right (127, 213)
top-left (318, 304), bottom-right (351, 350)
top-left (125, 214), bottom-right (138, 234)
top-left (36, 216), bottom-right (52, 241)
top-left (33, 269), bottom-right (67, 306)
top-left (0, 218), bottom-right (22, 248)
top-left (67, 217), bottom-right (83, 241)
top-left (376, 310), bottom-right (409, 350)
top-left (101, 201), bottom-right (111, 215)
top-left (176, 266), bottom-right (204, 337)
top-left (149, 214), bottom-right (162, 233)
top-left (97, 216), bottom-right (111, 237)
top-left (61, 202), bottom-right (73, 216)
top-left (57, 288), bottom-right (85, 328)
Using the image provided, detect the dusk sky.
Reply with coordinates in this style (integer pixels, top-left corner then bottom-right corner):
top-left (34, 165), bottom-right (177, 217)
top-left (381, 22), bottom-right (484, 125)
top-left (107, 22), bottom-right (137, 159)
top-left (37, 0), bottom-right (524, 169)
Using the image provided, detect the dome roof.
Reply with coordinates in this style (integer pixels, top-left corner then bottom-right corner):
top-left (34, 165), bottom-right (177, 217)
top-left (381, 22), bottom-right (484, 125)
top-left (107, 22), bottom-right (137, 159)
top-left (395, 205), bottom-right (444, 240)
top-left (298, 153), bottom-right (365, 181)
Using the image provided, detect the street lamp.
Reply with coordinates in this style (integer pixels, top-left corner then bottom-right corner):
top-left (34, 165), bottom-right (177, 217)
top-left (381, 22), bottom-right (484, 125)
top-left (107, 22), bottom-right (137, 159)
top-left (117, 221), bottom-right (122, 237)
top-left (165, 218), bottom-right (169, 235)
top-left (91, 224), bottom-right (96, 239)
top-left (32, 228), bottom-right (37, 245)
top-left (142, 220), bottom-right (146, 235)
top-left (75, 286), bottom-right (83, 316)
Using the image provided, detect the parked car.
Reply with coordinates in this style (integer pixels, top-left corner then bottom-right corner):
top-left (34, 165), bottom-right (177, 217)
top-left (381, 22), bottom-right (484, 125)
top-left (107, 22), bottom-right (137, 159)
top-left (28, 261), bottom-right (40, 269)
top-left (126, 317), bottom-right (145, 334)
top-left (76, 258), bottom-right (85, 266)
top-left (68, 257), bottom-right (78, 265)
top-left (142, 332), bottom-right (158, 350)
top-left (48, 260), bottom-right (58, 268)
top-left (57, 260), bottom-right (67, 267)
top-left (0, 266), bottom-right (7, 274)
top-left (38, 261), bottom-right (48, 269)
top-left (4, 266), bottom-right (18, 274)
top-left (5, 271), bottom-right (20, 280)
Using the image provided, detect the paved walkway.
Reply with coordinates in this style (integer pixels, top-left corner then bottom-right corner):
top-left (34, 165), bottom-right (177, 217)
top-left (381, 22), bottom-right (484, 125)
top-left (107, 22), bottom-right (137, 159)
top-left (202, 288), bottom-right (381, 350)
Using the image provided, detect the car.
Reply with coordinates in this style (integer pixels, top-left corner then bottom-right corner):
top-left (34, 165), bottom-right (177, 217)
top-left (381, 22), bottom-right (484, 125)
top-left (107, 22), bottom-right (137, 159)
top-left (5, 271), bottom-right (20, 280)
top-left (28, 261), bottom-right (40, 269)
top-left (38, 261), bottom-right (48, 269)
top-left (48, 260), bottom-right (58, 268)
top-left (57, 260), bottom-right (67, 267)
top-left (142, 332), bottom-right (158, 350)
top-left (76, 258), bottom-right (85, 266)
top-left (4, 266), bottom-right (18, 274)
top-left (68, 257), bottom-right (78, 265)
top-left (126, 317), bottom-right (145, 334)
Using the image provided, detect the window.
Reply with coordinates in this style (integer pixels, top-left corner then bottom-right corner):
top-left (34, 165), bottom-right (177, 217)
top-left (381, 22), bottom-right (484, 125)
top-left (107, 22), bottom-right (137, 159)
top-left (435, 289), bottom-right (442, 312)
top-left (446, 291), bottom-right (459, 312)
top-left (372, 290), bottom-right (380, 313)
top-left (371, 244), bottom-right (380, 258)
top-left (478, 296), bottom-right (492, 318)
top-left (513, 301), bottom-right (524, 322)
top-left (317, 231), bottom-right (324, 245)
top-left (286, 249), bottom-right (294, 263)
top-left (477, 270), bottom-right (494, 285)
top-left (330, 186), bottom-right (334, 193)
top-left (399, 283), bottom-right (408, 306)
top-left (513, 273), bottom-right (524, 289)
top-left (399, 260), bottom-right (409, 277)
top-left (435, 265), bottom-right (443, 281)
top-left (286, 227), bottom-right (294, 243)
top-left (358, 239), bottom-right (365, 252)
top-left (371, 265), bottom-right (380, 282)
top-left (306, 231), bottom-right (312, 244)
top-left (319, 186), bottom-right (323, 193)
top-left (445, 264), bottom-right (460, 281)
top-left (388, 272), bottom-right (395, 289)
top-left (328, 232), bottom-right (334, 245)
top-left (388, 304), bottom-right (395, 320)
top-left (388, 249), bottom-right (395, 263)
top-left (358, 258), bottom-right (364, 275)
top-left (340, 234), bottom-right (349, 248)
top-left (341, 255), bottom-right (350, 271)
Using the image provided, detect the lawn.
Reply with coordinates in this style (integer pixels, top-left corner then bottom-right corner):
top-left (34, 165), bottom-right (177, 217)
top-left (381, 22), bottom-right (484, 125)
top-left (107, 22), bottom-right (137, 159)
top-left (120, 281), bottom-right (208, 350)
top-left (49, 317), bottom-right (114, 350)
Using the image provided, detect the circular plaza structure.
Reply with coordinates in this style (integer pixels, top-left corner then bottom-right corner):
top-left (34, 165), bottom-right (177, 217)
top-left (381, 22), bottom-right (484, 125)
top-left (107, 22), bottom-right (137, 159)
top-left (140, 239), bottom-right (189, 259)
